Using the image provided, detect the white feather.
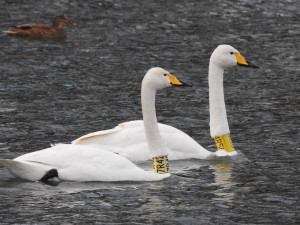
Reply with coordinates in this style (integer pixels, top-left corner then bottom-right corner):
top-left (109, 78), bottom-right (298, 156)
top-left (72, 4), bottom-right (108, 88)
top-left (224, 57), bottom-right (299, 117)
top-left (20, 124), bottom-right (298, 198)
top-left (0, 67), bottom-right (186, 182)
top-left (73, 45), bottom-right (251, 159)
top-left (0, 144), bottom-right (169, 182)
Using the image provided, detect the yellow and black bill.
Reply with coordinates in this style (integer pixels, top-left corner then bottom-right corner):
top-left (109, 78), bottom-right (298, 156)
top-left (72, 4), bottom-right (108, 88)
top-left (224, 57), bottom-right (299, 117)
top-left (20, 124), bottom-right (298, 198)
top-left (234, 53), bottom-right (259, 68)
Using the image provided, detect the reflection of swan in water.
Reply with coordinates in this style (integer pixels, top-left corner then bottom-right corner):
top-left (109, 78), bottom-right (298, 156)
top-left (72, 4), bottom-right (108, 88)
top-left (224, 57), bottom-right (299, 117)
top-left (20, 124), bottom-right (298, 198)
top-left (210, 161), bottom-right (235, 202)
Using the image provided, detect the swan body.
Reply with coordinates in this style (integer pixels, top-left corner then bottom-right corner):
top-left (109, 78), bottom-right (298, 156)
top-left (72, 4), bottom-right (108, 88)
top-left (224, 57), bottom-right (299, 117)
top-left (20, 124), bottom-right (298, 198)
top-left (0, 67), bottom-right (186, 182)
top-left (0, 144), bottom-right (169, 182)
top-left (72, 45), bottom-right (257, 159)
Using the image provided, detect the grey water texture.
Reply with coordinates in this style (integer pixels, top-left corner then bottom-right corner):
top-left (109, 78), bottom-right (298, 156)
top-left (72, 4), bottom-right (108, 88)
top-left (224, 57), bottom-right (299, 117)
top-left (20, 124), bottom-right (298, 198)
top-left (0, 0), bottom-right (299, 224)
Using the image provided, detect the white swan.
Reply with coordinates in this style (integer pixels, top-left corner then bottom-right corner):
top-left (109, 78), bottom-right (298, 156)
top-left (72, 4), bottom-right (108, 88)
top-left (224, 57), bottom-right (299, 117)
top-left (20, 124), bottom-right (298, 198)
top-left (0, 67), bottom-right (187, 182)
top-left (72, 45), bottom-right (258, 161)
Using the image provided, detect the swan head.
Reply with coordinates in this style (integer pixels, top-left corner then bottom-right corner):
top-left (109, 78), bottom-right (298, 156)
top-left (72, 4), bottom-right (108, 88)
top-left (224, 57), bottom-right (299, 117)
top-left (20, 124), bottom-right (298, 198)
top-left (210, 45), bottom-right (258, 68)
top-left (143, 67), bottom-right (190, 90)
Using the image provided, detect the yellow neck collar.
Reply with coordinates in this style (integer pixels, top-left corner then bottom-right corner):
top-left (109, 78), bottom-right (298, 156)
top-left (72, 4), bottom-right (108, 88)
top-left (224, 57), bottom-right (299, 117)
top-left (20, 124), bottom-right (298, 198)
top-left (214, 134), bottom-right (235, 152)
top-left (152, 155), bottom-right (169, 174)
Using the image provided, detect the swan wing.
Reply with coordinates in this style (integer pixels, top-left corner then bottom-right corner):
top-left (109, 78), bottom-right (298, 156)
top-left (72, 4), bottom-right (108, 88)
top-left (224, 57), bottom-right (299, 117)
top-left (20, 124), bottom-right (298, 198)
top-left (72, 120), bottom-right (213, 161)
top-left (71, 121), bottom-right (138, 146)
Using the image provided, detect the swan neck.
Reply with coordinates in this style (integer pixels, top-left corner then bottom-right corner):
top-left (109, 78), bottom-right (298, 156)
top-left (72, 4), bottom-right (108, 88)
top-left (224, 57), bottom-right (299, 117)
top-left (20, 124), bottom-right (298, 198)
top-left (141, 82), bottom-right (168, 158)
top-left (209, 62), bottom-right (230, 137)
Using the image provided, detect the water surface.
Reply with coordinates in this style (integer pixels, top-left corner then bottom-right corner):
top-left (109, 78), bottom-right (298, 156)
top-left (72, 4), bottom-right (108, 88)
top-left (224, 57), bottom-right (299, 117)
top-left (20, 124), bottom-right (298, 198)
top-left (0, 0), bottom-right (299, 224)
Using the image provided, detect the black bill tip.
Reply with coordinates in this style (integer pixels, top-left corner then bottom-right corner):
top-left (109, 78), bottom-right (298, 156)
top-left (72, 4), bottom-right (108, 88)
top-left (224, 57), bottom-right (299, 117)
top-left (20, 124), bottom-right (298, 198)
top-left (180, 81), bottom-right (192, 87)
top-left (238, 61), bottom-right (259, 68)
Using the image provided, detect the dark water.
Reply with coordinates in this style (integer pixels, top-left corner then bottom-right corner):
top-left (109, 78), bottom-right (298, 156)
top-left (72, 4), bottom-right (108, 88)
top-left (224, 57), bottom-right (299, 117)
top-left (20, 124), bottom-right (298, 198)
top-left (0, 0), bottom-right (299, 224)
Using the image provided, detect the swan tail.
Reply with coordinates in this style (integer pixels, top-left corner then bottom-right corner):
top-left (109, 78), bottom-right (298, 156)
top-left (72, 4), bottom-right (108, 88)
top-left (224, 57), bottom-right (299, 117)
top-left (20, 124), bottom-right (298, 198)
top-left (0, 159), bottom-right (49, 181)
top-left (39, 169), bottom-right (60, 186)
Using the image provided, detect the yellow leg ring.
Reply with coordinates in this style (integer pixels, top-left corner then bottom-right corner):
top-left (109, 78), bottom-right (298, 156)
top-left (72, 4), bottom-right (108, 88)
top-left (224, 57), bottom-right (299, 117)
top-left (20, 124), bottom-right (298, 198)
top-left (152, 155), bottom-right (169, 174)
top-left (214, 134), bottom-right (235, 152)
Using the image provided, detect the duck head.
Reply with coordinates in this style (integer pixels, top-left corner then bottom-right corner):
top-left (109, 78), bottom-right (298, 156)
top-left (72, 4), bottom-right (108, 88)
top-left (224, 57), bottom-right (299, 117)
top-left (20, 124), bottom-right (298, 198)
top-left (53, 15), bottom-right (77, 28)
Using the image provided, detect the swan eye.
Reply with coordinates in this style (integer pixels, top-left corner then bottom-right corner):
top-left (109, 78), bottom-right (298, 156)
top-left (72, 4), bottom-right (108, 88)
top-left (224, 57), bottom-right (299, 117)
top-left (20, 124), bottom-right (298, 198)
top-left (230, 52), bottom-right (234, 55)
top-left (163, 73), bottom-right (167, 76)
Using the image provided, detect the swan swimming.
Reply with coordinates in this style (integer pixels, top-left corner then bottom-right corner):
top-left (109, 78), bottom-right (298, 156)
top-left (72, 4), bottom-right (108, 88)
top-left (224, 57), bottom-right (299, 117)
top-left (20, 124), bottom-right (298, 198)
top-left (0, 67), bottom-right (188, 183)
top-left (72, 45), bottom-right (258, 161)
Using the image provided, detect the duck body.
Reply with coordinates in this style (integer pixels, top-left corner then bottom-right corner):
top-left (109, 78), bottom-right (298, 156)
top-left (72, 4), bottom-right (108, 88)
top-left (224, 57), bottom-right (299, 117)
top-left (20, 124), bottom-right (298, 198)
top-left (72, 120), bottom-right (213, 162)
top-left (0, 144), bottom-right (169, 182)
top-left (3, 16), bottom-right (76, 38)
top-left (4, 24), bottom-right (67, 38)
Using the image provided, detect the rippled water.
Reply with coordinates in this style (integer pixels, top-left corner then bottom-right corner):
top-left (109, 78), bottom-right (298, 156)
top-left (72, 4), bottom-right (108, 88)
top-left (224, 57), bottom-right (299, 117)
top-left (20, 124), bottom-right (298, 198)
top-left (0, 0), bottom-right (299, 224)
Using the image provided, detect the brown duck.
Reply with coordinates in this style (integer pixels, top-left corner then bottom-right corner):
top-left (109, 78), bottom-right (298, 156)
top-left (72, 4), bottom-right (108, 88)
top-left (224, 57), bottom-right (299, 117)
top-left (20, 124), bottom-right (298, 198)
top-left (3, 16), bottom-right (76, 38)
